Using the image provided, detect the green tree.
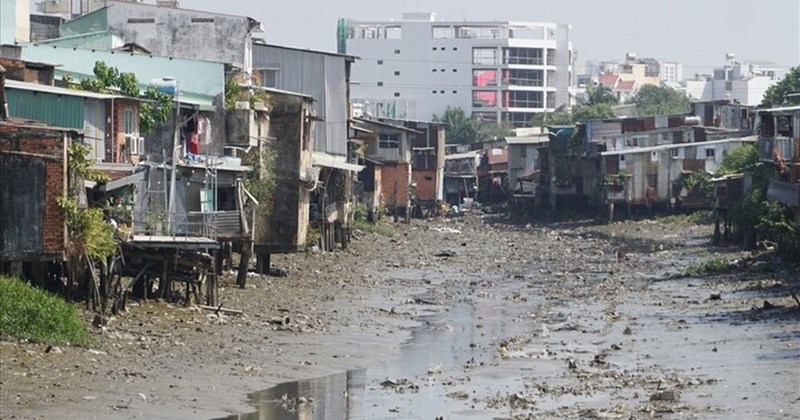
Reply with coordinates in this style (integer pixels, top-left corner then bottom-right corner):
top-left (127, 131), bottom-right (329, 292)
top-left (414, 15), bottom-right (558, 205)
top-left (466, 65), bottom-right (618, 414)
top-left (584, 84), bottom-right (618, 106)
top-left (631, 84), bottom-right (690, 117)
top-left (69, 61), bottom-right (173, 134)
top-left (572, 103), bottom-right (614, 123)
top-left (761, 66), bottom-right (800, 108)
top-left (530, 105), bottom-right (573, 127)
top-left (477, 120), bottom-right (513, 140)
top-left (434, 106), bottom-right (479, 144)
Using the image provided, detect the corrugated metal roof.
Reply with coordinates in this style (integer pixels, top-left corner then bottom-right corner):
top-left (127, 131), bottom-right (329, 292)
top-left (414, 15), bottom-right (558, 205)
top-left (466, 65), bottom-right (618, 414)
top-left (601, 136), bottom-right (757, 156)
top-left (5, 87), bottom-right (85, 129)
top-left (312, 151), bottom-right (364, 172)
top-left (506, 135), bottom-right (550, 145)
top-left (5, 79), bottom-right (125, 99)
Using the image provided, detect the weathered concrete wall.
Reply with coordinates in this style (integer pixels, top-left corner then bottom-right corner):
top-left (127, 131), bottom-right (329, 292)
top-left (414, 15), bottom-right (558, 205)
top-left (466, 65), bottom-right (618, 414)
top-left (253, 93), bottom-right (313, 252)
top-left (0, 125), bottom-right (67, 260)
top-left (105, 2), bottom-right (257, 71)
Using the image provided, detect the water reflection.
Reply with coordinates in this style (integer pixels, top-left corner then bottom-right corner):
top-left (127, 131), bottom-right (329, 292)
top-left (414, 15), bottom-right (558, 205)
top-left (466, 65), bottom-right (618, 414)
top-left (214, 370), bottom-right (364, 420)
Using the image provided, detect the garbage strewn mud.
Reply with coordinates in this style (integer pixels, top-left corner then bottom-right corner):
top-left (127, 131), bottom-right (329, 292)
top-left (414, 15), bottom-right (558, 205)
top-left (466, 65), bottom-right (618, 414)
top-left (2, 216), bottom-right (798, 419)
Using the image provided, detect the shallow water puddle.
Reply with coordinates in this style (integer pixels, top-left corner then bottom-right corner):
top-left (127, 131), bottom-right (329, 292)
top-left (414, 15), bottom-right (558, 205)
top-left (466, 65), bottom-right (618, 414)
top-left (219, 276), bottom-right (543, 419)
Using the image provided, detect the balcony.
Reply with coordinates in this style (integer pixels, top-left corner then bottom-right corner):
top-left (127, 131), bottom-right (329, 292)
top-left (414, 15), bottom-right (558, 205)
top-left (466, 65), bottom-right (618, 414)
top-left (767, 180), bottom-right (800, 207)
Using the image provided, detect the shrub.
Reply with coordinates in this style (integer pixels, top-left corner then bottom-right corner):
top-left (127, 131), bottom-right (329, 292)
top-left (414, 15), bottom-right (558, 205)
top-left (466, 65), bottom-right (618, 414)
top-left (0, 276), bottom-right (92, 345)
top-left (684, 257), bottom-right (730, 277)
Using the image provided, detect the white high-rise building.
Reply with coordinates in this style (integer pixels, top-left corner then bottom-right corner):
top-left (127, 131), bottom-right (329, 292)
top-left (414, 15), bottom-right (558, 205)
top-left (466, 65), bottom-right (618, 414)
top-left (341, 12), bottom-right (575, 128)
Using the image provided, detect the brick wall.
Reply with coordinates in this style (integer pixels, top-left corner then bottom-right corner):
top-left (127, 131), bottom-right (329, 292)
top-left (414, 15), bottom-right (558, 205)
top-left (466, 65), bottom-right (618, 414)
top-left (106, 99), bottom-right (139, 163)
top-left (0, 124), bottom-right (67, 257)
top-left (380, 162), bottom-right (410, 208)
top-left (0, 58), bottom-right (55, 85)
top-left (412, 170), bottom-right (437, 203)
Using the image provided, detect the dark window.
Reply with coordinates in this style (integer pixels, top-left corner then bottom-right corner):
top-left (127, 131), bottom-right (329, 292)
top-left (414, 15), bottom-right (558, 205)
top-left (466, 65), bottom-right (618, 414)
top-left (705, 148), bottom-right (715, 158)
top-left (379, 133), bottom-right (400, 149)
top-left (377, 81), bottom-right (383, 86)
top-left (191, 17), bottom-right (214, 23)
top-left (452, 90), bottom-right (457, 94)
top-left (453, 47), bottom-right (458, 51)
top-left (377, 60), bottom-right (384, 65)
top-left (127, 18), bottom-right (155, 23)
top-left (394, 49), bottom-right (400, 54)
top-left (432, 47), bottom-right (437, 51)
top-left (393, 92), bottom-right (400, 97)
top-left (258, 69), bottom-right (279, 88)
top-left (432, 69), bottom-right (437, 72)
top-left (394, 71), bottom-right (400, 76)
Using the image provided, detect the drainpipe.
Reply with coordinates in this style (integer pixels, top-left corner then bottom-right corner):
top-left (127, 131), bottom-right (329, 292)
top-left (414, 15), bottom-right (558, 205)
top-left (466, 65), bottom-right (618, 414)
top-left (0, 65), bottom-right (8, 121)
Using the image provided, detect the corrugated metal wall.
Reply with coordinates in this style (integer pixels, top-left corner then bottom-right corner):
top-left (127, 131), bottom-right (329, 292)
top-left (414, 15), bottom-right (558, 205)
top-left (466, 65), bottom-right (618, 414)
top-left (6, 89), bottom-right (84, 128)
top-left (252, 45), bottom-right (348, 156)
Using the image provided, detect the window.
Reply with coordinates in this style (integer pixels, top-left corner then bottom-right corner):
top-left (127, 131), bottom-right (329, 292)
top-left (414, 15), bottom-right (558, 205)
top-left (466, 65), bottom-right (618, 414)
top-left (379, 133), bottom-right (400, 149)
top-left (432, 47), bottom-right (437, 51)
top-left (670, 148), bottom-right (679, 158)
top-left (393, 92), bottom-right (400, 97)
top-left (432, 69), bottom-right (437, 72)
top-left (258, 68), bottom-right (279, 88)
top-left (394, 71), bottom-right (400, 76)
top-left (452, 69), bottom-right (457, 72)
top-left (191, 17), bottom-right (214, 23)
top-left (127, 18), bottom-right (155, 23)
top-left (473, 69), bottom-right (498, 87)
top-left (473, 91), bottom-right (498, 108)
top-left (377, 60), bottom-right (384, 65)
top-left (504, 91), bottom-right (543, 108)
top-left (124, 107), bottom-right (136, 135)
top-left (452, 90), bottom-right (457, 94)
top-left (453, 47), bottom-right (458, 51)
top-left (502, 47), bottom-right (543, 65)
top-left (501, 112), bottom-right (535, 128)
top-left (501, 69), bottom-right (543, 87)
top-left (472, 47), bottom-right (498, 65)
top-left (377, 81), bottom-right (383, 86)
top-left (439, 90), bottom-right (445, 94)
top-left (520, 146), bottom-right (527, 158)
top-left (441, 69), bottom-right (445, 72)
top-left (705, 148), bottom-right (715, 158)
top-left (432, 90), bottom-right (437, 94)
top-left (394, 49), bottom-right (401, 54)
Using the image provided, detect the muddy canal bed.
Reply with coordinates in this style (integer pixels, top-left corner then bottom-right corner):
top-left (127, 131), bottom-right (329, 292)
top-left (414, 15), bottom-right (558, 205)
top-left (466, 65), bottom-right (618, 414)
top-left (2, 216), bottom-right (798, 419)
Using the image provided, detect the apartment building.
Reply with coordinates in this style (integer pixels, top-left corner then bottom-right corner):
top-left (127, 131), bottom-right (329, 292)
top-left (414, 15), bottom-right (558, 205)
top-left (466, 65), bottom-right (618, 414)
top-left (341, 12), bottom-right (574, 128)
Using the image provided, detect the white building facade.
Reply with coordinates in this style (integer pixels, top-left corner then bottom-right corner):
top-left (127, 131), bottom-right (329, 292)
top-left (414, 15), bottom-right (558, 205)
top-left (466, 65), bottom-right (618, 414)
top-left (342, 12), bottom-right (574, 128)
top-left (682, 60), bottom-right (785, 106)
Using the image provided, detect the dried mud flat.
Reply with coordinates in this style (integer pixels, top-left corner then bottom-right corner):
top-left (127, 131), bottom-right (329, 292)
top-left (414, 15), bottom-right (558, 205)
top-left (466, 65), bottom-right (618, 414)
top-left (1, 215), bottom-right (799, 419)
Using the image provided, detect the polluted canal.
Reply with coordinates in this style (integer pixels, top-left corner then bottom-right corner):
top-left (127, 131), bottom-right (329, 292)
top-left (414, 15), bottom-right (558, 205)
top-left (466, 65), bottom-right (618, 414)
top-left (2, 216), bottom-right (797, 419)
top-left (216, 217), bottom-right (799, 420)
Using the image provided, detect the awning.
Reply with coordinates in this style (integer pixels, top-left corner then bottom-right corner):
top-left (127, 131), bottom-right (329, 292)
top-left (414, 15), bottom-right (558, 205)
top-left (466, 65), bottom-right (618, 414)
top-left (312, 152), bottom-right (364, 172)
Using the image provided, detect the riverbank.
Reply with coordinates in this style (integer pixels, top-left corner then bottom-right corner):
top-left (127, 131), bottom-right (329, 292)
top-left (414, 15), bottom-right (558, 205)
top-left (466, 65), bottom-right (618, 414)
top-left (1, 215), bottom-right (798, 419)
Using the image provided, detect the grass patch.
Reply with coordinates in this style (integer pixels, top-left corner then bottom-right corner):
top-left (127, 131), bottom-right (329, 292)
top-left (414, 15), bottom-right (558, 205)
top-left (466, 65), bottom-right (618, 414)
top-left (657, 210), bottom-right (714, 225)
top-left (0, 275), bottom-right (92, 346)
top-left (353, 219), bottom-right (397, 237)
top-left (684, 257), bottom-right (730, 277)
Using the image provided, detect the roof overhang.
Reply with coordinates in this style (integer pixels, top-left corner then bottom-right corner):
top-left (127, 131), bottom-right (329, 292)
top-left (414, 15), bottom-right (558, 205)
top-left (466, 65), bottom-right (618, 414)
top-left (312, 152), bottom-right (364, 172)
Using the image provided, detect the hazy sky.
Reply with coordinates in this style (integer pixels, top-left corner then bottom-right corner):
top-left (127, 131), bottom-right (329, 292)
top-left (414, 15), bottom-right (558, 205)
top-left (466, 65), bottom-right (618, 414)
top-left (29, 0), bottom-right (799, 73)
top-left (176, 0), bottom-right (799, 75)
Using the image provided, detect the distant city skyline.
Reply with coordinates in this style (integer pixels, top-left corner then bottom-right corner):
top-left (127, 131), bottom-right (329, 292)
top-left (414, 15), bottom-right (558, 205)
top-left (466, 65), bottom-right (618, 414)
top-left (28, 0), bottom-right (800, 76)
